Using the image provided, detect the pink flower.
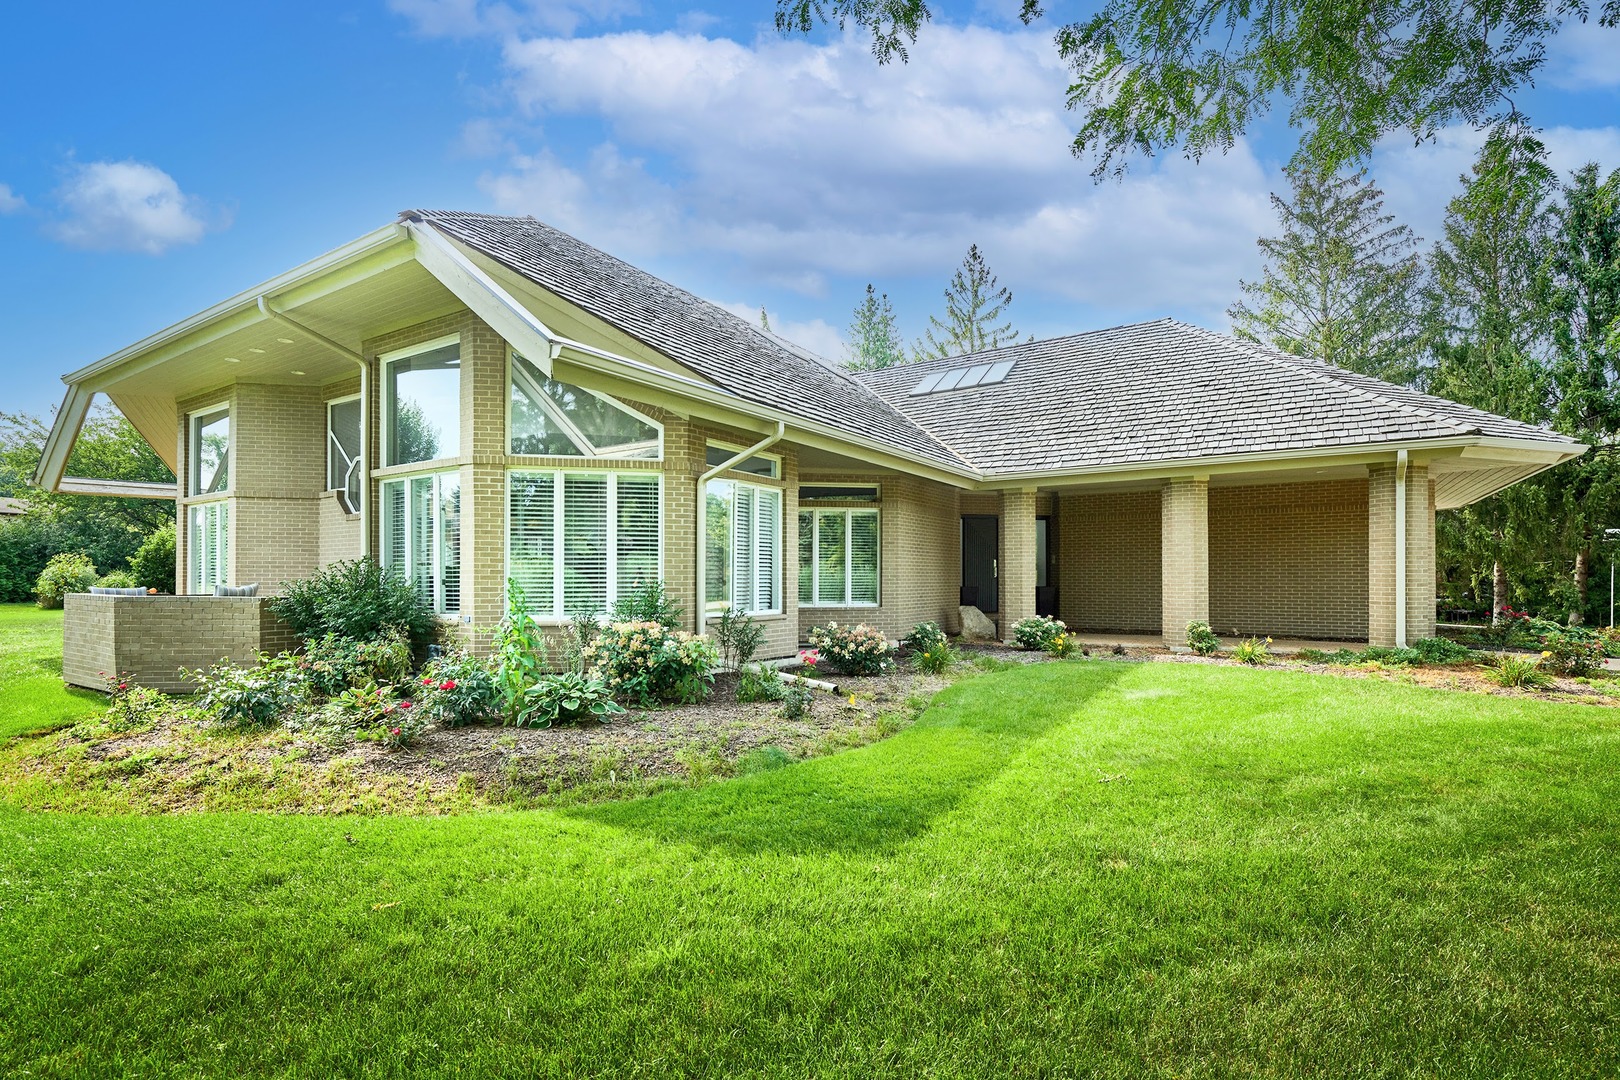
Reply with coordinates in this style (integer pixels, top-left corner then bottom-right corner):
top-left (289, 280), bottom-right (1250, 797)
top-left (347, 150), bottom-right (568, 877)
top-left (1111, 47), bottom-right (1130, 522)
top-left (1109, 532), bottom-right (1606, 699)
top-left (390, 727), bottom-right (401, 736)
top-left (440, 680), bottom-right (456, 691)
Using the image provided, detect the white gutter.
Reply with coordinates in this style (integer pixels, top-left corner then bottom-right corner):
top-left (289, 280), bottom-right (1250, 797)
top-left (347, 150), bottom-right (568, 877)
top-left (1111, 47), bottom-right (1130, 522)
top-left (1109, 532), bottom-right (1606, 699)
top-left (1395, 448), bottom-right (1408, 648)
top-left (694, 422), bottom-right (786, 635)
top-left (406, 222), bottom-right (563, 376)
top-left (257, 297), bottom-right (371, 559)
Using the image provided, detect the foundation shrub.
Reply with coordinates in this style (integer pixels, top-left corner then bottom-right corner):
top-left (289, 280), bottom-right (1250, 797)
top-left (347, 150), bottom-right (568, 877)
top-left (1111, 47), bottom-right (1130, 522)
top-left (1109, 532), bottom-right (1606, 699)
top-left (1011, 616), bottom-right (1066, 652)
top-left (1185, 621), bottom-right (1220, 656)
top-left (806, 622), bottom-right (893, 676)
top-left (302, 630), bottom-right (413, 698)
top-left (713, 608), bottom-right (766, 669)
top-left (270, 559), bottom-right (438, 649)
top-left (416, 651), bottom-right (502, 728)
top-left (587, 621), bottom-right (718, 706)
top-left (901, 621), bottom-right (947, 655)
top-left (187, 654), bottom-right (307, 730)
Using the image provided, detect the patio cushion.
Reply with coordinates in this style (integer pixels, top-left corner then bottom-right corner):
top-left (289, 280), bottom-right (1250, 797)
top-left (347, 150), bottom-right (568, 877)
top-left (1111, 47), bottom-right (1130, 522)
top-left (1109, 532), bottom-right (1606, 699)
top-left (90, 586), bottom-right (149, 596)
top-left (214, 583), bottom-right (260, 597)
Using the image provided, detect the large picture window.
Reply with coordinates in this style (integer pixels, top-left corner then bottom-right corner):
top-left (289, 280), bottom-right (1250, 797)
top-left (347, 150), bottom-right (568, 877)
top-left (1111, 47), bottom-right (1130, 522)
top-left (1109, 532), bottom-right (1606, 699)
top-left (510, 353), bottom-right (660, 458)
top-left (508, 470), bottom-right (661, 618)
top-left (707, 479), bottom-right (781, 615)
top-left (189, 502), bottom-right (229, 594)
top-left (381, 472), bottom-right (461, 615)
top-left (189, 405), bottom-right (230, 496)
top-left (383, 337), bottom-right (460, 467)
top-left (327, 396), bottom-right (362, 513)
top-left (799, 509), bottom-right (879, 607)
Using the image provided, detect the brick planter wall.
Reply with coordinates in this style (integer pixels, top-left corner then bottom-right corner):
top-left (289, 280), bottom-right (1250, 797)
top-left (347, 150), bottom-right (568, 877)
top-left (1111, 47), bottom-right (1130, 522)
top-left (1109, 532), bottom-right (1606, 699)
top-left (63, 594), bottom-right (297, 693)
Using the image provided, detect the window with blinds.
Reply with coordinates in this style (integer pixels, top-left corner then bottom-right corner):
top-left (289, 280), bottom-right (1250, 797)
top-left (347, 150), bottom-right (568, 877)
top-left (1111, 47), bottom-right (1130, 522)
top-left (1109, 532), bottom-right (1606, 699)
top-left (189, 502), bottom-right (230, 594)
top-left (381, 472), bottom-right (461, 614)
top-left (508, 470), bottom-right (662, 618)
top-left (798, 508), bottom-right (879, 606)
top-left (705, 479), bottom-right (781, 615)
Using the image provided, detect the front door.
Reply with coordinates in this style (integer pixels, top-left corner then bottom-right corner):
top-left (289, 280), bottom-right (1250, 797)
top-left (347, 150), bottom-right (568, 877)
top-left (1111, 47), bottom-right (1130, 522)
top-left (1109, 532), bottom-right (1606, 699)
top-left (962, 515), bottom-right (998, 613)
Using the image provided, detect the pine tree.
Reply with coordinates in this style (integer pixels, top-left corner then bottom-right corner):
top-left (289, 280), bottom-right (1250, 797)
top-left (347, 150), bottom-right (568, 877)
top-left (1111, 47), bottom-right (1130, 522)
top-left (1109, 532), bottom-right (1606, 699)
top-left (1229, 165), bottom-right (1425, 382)
top-left (843, 284), bottom-right (907, 370)
top-left (916, 245), bottom-right (1018, 359)
top-left (758, 306), bottom-right (771, 333)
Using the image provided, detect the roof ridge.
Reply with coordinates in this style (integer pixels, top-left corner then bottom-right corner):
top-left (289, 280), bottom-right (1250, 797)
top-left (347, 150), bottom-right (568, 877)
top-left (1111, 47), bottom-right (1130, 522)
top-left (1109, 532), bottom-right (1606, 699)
top-left (1163, 319), bottom-right (1481, 438)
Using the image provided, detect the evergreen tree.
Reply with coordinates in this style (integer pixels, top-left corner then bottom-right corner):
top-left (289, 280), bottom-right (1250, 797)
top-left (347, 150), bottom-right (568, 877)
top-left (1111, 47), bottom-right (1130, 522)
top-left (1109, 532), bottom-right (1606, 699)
top-left (843, 284), bottom-right (907, 370)
top-left (917, 245), bottom-right (1018, 359)
top-left (1229, 165), bottom-right (1425, 382)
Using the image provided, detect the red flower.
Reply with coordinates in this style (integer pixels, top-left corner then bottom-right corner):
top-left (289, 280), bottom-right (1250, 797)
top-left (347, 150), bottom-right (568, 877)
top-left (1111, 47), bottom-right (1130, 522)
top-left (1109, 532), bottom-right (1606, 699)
top-left (440, 680), bottom-right (456, 691)
top-left (398, 700), bottom-right (413, 710)
top-left (390, 727), bottom-right (401, 736)
top-left (118, 683), bottom-right (128, 691)
top-left (422, 677), bottom-right (434, 686)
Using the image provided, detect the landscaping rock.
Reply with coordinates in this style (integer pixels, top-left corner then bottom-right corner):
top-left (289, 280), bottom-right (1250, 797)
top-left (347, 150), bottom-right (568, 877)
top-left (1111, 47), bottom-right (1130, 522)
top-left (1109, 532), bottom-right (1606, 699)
top-left (959, 605), bottom-right (997, 642)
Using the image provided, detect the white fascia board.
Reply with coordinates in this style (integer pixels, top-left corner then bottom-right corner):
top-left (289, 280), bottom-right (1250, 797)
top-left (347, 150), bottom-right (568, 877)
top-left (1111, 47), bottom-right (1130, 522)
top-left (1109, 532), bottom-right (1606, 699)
top-left (56, 477), bottom-right (178, 500)
top-left (407, 222), bottom-right (560, 375)
top-left (33, 385), bottom-right (95, 490)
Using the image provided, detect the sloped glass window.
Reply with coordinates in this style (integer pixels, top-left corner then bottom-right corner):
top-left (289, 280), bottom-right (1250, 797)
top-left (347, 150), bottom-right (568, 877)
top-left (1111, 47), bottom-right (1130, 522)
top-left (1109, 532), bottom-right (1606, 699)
top-left (510, 353), bottom-right (660, 459)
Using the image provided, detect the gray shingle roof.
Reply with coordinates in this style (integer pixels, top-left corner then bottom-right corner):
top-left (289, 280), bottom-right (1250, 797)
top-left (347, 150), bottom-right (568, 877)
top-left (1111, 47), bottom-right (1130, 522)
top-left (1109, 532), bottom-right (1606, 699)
top-left (856, 319), bottom-right (1574, 475)
top-left (407, 210), bottom-right (968, 470)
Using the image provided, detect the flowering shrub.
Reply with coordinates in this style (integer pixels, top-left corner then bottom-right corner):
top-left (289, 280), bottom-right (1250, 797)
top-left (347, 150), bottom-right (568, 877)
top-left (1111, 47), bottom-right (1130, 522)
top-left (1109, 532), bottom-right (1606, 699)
top-left (377, 713), bottom-right (428, 750)
top-left (186, 654), bottom-right (307, 729)
top-left (1185, 621), bottom-right (1220, 656)
top-left (1232, 636), bottom-right (1272, 665)
top-left (36, 552), bottom-right (98, 609)
top-left (1011, 616), bottom-right (1066, 652)
top-left (1539, 632), bottom-right (1604, 676)
top-left (798, 649), bottom-right (821, 673)
top-left (1046, 633), bottom-right (1078, 659)
top-left (518, 672), bottom-right (625, 728)
top-left (586, 621), bottom-right (718, 706)
top-left (416, 651), bottom-right (501, 727)
top-left (301, 630), bottom-right (413, 698)
top-left (805, 622), bottom-right (893, 676)
top-left (901, 621), bottom-right (947, 654)
top-left (77, 672), bottom-right (170, 736)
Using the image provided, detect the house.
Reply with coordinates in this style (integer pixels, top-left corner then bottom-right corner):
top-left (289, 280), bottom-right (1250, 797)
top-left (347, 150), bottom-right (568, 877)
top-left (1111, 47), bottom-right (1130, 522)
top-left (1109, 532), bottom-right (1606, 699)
top-left (36, 210), bottom-right (1582, 688)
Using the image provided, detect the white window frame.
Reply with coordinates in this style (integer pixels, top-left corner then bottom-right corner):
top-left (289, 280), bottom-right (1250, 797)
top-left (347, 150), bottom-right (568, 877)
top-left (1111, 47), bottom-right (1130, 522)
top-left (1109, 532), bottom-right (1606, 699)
top-left (188, 402), bottom-right (231, 498)
top-left (326, 394), bottom-right (362, 514)
top-left (706, 478), bottom-right (783, 617)
top-left (705, 440), bottom-right (781, 480)
top-left (507, 351), bottom-right (663, 461)
top-left (188, 501), bottom-right (230, 595)
top-left (381, 334), bottom-right (461, 469)
top-left (381, 470), bottom-right (462, 616)
top-left (801, 507), bottom-right (880, 608)
top-left (505, 469), bottom-right (665, 621)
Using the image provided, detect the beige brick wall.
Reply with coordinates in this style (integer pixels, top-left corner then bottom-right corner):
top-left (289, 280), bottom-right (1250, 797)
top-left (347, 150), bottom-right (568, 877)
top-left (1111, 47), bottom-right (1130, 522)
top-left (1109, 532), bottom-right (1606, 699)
top-left (317, 492), bottom-right (362, 567)
top-left (1368, 463), bottom-right (1435, 645)
top-left (999, 489), bottom-right (1037, 635)
top-left (1056, 489), bottom-right (1162, 634)
top-left (63, 594), bottom-right (296, 693)
top-left (1161, 478), bottom-right (1211, 642)
top-left (1209, 479), bottom-right (1369, 640)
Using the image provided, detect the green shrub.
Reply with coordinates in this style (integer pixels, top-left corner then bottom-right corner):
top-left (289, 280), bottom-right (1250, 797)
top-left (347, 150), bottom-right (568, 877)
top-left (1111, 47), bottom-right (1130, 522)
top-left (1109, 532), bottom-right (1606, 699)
top-left (35, 552), bottom-right (97, 609)
top-left (186, 655), bottom-right (306, 729)
top-left (1232, 636), bottom-right (1271, 665)
top-left (1484, 653), bottom-right (1553, 690)
top-left (269, 559), bottom-right (438, 648)
top-left (494, 580), bottom-right (549, 720)
top-left (94, 570), bottom-right (139, 589)
top-left (737, 663), bottom-right (787, 702)
top-left (129, 523), bottom-right (176, 594)
top-left (806, 622), bottom-right (893, 676)
top-left (901, 621), bottom-right (947, 654)
top-left (331, 680), bottom-right (400, 727)
top-left (1185, 621), bottom-right (1220, 656)
top-left (780, 679), bottom-right (813, 719)
top-left (587, 621), bottom-right (718, 706)
top-left (416, 651), bottom-right (501, 728)
top-left (1539, 632), bottom-right (1603, 676)
top-left (1011, 615), bottom-right (1066, 651)
top-left (518, 672), bottom-right (625, 728)
top-left (713, 607), bottom-right (766, 668)
top-left (1360, 645), bottom-right (1421, 665)
top-left (0, 514), bottom-right (63, 603)
top-left (301, 631), bottom-right (413, 698)
top-left (914, 640), bottom-right (958, 674)
top-left (1410, 636), bottom-right (1474, 664)
top-left (609, 580), bottom-right (684, 630)
top-left (77, 673), bottom-right (172, 737)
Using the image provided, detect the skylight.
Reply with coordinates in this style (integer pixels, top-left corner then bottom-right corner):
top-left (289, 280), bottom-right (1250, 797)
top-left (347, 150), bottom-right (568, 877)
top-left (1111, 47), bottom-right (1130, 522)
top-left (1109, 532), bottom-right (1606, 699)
top-left (910, 359), bottom-right (1015, 396)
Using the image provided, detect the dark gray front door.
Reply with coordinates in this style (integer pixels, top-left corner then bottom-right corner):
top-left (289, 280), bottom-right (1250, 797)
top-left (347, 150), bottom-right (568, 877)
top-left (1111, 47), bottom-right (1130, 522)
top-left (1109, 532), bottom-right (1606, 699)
top-left (962, 515), bottom-right (998, 613)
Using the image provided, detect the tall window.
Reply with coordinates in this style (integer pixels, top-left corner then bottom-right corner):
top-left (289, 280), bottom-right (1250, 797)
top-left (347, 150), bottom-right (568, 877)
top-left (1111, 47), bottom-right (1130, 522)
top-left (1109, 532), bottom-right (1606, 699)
top-left (327, 397), bottom-right (362, 513)
top-left (189, 405), bottom-right (229, 496)
top-left (708, 479), bottom-right (782, 615)
top-left (510, 353), bottom-right (661, 458)
top-left (508, 470), bottom-right (661, 618)
top-left (381, 472), bottom-right (461, 615)
top-left (189, 502), bottom-right (229, 594)
top-left (383, 337), bottom-right (460, 466)
top-left (799, 509), bottom-right (879, 606)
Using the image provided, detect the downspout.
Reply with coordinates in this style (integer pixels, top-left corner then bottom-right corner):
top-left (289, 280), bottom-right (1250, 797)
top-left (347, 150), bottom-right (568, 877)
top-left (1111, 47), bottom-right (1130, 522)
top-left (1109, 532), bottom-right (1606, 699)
top-left (695, 422), bottom-right (786, 635)
top-left (1395, 449), bottom-right (1408, 649)
top-left (257, 296), bottom-right (371, 560)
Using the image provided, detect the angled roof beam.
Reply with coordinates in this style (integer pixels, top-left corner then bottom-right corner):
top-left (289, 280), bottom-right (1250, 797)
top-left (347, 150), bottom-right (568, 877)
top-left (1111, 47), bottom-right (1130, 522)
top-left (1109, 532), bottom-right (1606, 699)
top-left (32, 385), bottom-right (94, 491)
top-left (406, 220), bottom-right (561, 376)
top-left (57, 477), bottom-right (178, 500)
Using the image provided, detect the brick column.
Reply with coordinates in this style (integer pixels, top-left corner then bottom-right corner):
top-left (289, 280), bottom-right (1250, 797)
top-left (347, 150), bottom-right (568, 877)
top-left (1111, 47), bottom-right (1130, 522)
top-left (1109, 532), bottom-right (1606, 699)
top-left (1161, 477), bottom-right (1209, 645)
top-left (1000, 488), bottom-right (1038, 639)
top-left (1368, 462), bottom-right (1435, 646)
top-left (461, 317), bottom-right (510, 641)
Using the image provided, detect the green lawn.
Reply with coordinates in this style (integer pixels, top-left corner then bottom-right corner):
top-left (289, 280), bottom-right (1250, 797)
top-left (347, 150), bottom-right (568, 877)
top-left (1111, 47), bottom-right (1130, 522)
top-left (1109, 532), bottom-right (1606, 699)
top-left (2, 609), bottom-right (1618, 1077)
top-left (0, 606), bottom-right (104, 742)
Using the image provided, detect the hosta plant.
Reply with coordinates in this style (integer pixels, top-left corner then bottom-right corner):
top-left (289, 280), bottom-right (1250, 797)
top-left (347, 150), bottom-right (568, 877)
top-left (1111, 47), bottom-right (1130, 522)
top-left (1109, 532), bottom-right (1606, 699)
top-left (518, 672), bottom-right (625, 728)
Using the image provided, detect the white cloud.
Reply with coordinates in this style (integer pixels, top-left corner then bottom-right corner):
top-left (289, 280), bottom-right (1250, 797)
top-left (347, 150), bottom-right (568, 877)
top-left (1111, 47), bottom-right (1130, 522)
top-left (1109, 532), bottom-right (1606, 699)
top-left (390, 0), bottom-right (637, 38)
top-left (475, 27), bottom-right (1279, 318)
top-left (0, 184), bottom-right (24, 214)
top-left (718, 301), bottom-right (846, 364)
top-left (49, 160), bottom-right (218, 254)
top-left (1549, 20), bottom-right (1620, 91)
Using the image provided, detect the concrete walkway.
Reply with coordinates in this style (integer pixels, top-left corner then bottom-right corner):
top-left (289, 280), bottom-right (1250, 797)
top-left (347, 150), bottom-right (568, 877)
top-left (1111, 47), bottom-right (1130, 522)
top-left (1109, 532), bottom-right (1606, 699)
top-left (1064, 632), bottom-right (1369, 654)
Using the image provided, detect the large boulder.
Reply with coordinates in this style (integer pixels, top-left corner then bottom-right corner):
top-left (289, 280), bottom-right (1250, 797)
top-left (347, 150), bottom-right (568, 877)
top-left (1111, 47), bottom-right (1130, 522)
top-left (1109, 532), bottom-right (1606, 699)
top-left (959, 605), bottom-right (997, 642)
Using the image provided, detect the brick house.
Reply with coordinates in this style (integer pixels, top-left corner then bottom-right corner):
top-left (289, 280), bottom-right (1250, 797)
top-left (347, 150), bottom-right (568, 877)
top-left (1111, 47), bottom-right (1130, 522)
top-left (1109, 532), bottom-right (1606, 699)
top-left (36, 211), bottom-right (1582, 687)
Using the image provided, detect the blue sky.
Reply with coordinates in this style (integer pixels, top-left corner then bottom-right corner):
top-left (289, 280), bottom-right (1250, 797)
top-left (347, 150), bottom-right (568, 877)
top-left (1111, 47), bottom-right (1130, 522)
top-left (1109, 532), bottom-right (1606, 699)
top-left (2, 1), bottom-right (1617, 420)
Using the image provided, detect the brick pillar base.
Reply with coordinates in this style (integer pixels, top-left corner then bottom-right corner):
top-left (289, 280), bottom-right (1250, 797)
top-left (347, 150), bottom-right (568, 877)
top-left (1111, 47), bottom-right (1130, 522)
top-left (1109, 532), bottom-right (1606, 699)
top-left (1368, 462), bottom-right (1434, 647)
top-left (1161, 477), bottom-right (1209, 645)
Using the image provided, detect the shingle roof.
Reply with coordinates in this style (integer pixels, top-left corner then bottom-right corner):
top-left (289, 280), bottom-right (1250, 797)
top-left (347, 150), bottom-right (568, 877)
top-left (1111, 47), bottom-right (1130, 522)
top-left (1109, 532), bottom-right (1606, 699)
top-left (406, 210), bottom-right (969, 470)
top-left (856, 319), bottom-right (1574, 475)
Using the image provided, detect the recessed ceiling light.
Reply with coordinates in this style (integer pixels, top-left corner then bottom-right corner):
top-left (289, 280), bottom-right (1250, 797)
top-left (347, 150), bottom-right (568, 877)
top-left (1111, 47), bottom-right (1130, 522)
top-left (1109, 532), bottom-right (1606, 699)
top-left (290, 370), bottom-right (306, 376)
top-left (248, 347), bottom-right (266, 354)
top-left (276, 337), bottom-right (294, 344)
top-left (223, 357), bottom-right (240, 363)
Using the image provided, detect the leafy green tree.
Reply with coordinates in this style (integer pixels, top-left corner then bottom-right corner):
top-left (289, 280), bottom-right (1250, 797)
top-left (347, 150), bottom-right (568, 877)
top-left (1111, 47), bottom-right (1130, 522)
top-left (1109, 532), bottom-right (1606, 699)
top-left (843, 284), bottom-right (908, 370)
top-left (1230, 165), bottom-right (1425, 382)
top-left (917, 245), bottom-right (1018, 359)
top-left (776, 0), bottom-right (1618, 175)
